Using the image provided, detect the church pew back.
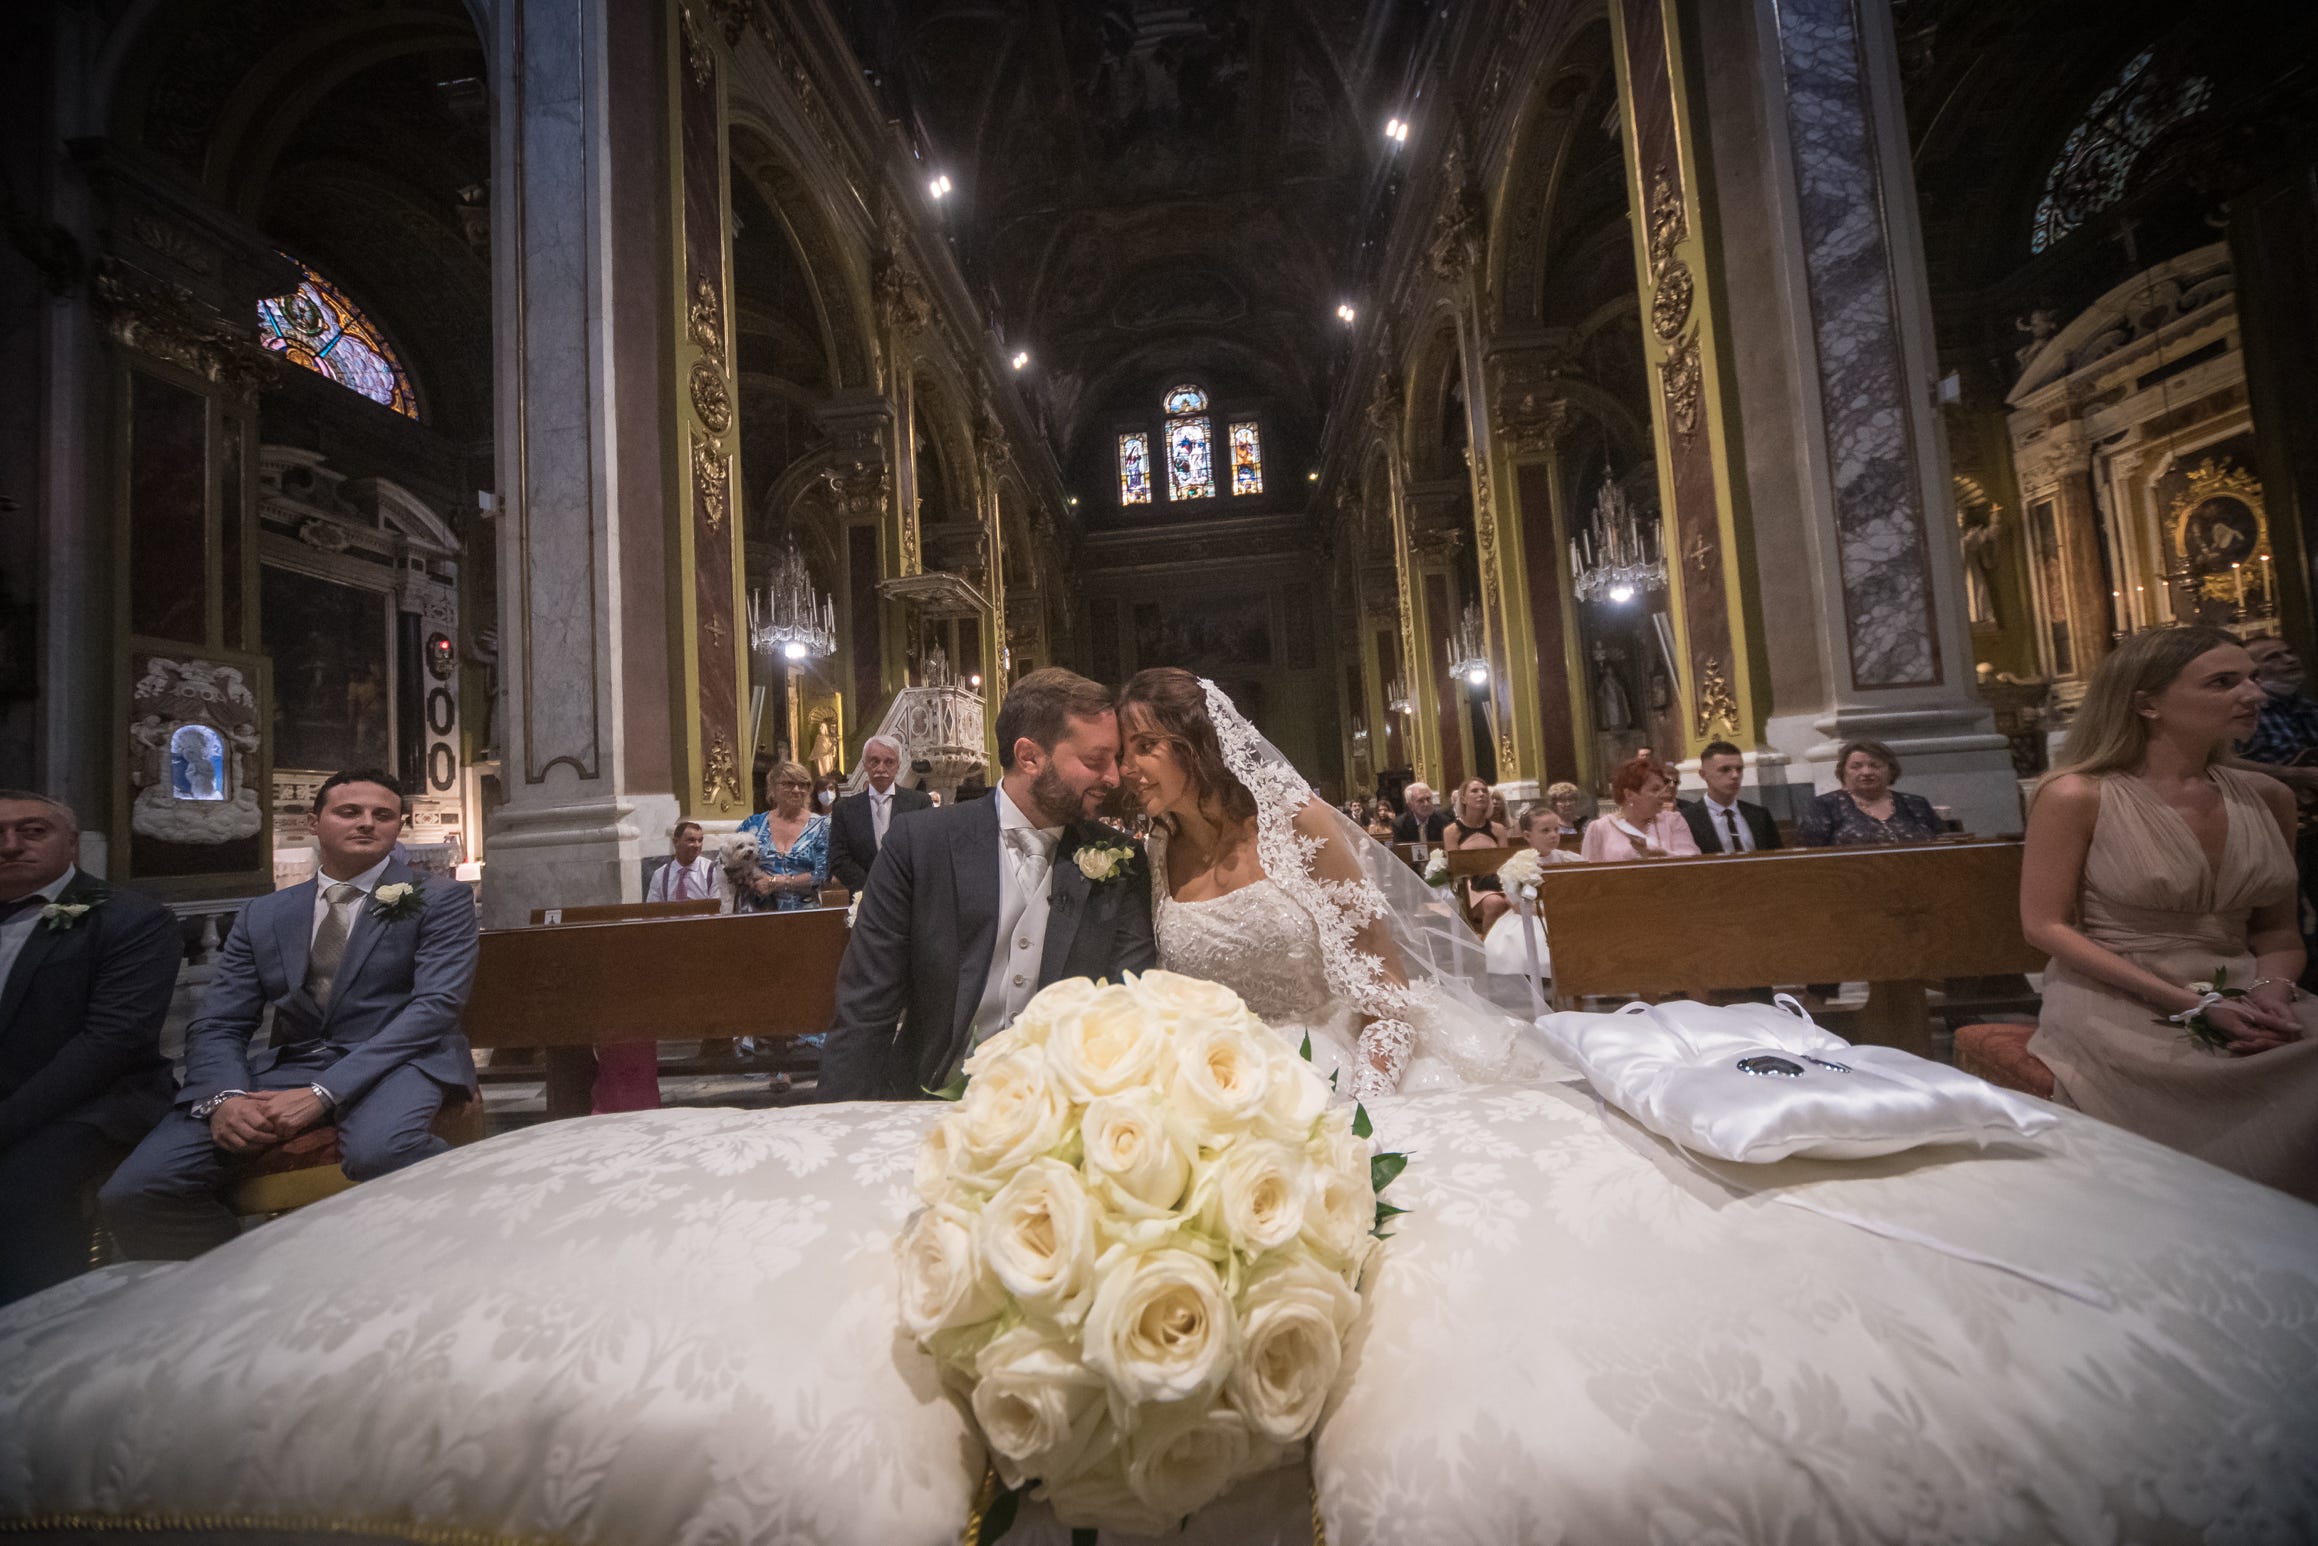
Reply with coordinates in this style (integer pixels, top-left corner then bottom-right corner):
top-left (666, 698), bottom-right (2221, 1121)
top-left (1535, 840), bottom-right (2043, 1053)
top-left (465, 907), bottom-right (850, 1049)
top-left (527, 899), bottom-right (722, 926)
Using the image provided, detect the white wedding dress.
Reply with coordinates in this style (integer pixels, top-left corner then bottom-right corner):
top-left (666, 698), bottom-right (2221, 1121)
top-left (1148, 680), bottom-right (1556, 1098)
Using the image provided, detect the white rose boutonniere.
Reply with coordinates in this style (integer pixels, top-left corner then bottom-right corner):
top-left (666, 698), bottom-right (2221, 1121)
top-left (370, 881), bottom-right (425, 922)
top-left (1073, 837), bottom-right (1137, 884)
top-left (40, 899), bottom-right (100, 932)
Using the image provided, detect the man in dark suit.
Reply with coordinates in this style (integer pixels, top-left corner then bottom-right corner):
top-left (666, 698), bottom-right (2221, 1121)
top-left (1680, 740), bottom-right (1782, 855)
top-left (1391, 782), bottom-right (1451, 845)
top-left (102, 769), bottom-right (480, 1260)
top-left (0, 792), bottom-right (181, 1304)
top-left (821, 670), bottom-right (1158, 1102)
top-left (827, 734), bottom-right (933, 894)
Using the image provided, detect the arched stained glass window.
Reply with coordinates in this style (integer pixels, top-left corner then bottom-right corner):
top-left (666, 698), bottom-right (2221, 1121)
top-left (256, 263), bottom-right (418, 418)
top-left (1163, 384), bottom-right (1208, 415)
top-left (1118, 432), bottom-right (1152, 505)
top-left (1166, 414), bottom-right (1215, 501)
top-left (1228, 421), bottom-right (1263, 496)
top-left (2030, 51), bottom-right (2213, 255)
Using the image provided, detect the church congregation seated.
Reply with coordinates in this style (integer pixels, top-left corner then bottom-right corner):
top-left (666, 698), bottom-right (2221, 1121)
top-left (100, 770), bottom-right (481, 1260)
top-left (734, 760), bottom-right (832, 911)
top-left (1798, 740), bottom-right (1945, 846)
top-left (0, 792), bottom-right (180, 1306)
top-left (1581, 755), bottom-right (1700, 862)
top-left (1545, 780), bottom-right (1594, 842)
top-left (1443, 776), bottom-right (1515, 930)
top-left (2022, 625), bottom-right (2318, 1202)
top-left (1392, 781), bottom-right (1451, 845)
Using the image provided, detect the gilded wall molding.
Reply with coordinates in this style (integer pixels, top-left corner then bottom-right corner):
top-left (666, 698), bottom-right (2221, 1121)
top-left (91, 261), bottom-right (276, 400)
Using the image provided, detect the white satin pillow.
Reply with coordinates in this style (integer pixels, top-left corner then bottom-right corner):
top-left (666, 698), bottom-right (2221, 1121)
top-left (1536, 998), bottom-right (2055, 1162)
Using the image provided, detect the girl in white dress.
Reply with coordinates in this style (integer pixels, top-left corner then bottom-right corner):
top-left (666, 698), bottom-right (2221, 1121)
top-left (1116, 667), bottom-right (1546, 1097)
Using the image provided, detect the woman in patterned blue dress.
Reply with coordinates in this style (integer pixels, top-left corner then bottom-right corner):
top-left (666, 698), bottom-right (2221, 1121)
top-left (735, 759), bottom-right (831, 911)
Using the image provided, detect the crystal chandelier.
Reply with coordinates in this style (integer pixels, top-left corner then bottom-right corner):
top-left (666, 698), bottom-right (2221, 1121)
top-left (1445, 601), bottom-right (1490, 687)
top-left (1384, 675), bottom-right (1413, 716)
top-left (1570, 481), bottom-right (1667, 606)
top-left (750, 540), bottom-right (837, 662)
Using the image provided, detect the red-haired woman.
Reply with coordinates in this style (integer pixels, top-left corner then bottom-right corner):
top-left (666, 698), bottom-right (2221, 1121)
top-left (1580, 754), bottom-right (1701, 862)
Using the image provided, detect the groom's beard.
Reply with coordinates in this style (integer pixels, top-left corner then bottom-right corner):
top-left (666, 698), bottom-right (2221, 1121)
top-left (1026, 763), bottom-right (1091, 827)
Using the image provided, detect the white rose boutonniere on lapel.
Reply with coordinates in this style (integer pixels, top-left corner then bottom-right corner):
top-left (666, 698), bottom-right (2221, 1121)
top-left (371, 881), bottom-right (425, 922)
top-left (40, 899), bottom-right (100, 932)
top-left (1072, 838), bottom-right (1137, 885)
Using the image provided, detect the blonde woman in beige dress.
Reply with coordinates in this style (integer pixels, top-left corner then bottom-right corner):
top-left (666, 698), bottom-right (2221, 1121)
top-left (2023, 624), bottom-right (2318, 1202)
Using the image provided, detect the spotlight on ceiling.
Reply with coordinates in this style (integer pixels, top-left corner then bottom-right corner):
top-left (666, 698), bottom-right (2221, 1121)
top-left (1068, 496), bottom-right (1079, 506)
top-left (1385, 117), bottom-right (1410, 145)
top-left (1306, 471), bottom-right (1319, 482)
top-left (1336, 303), bottom-right (1357, 324)
top-left (1010, 351), bottom-right (1029, 370)
top-left (928, 174), bottom-right (953, 199)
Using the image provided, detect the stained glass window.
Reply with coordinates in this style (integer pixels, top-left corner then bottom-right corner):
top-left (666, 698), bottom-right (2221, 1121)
top-left (2030, 51), bottom-right (2213, 255)
top-left (1163, 384), bottom-right (1208, 415)
top-left (256, 263), bottom-right (418, 418)
top-left (1166, 415), bottom-right (1215, 501)
top-left (1229, 421), bottom-right (1263, 496)
top-left (1118, 432), bottom-right (1152, 505)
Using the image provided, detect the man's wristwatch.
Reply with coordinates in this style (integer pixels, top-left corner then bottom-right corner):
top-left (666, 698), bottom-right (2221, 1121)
top-left (190, 1089), bottom-right (252, 1120)
top-left (308, 1082), bottom-right (338, 1110)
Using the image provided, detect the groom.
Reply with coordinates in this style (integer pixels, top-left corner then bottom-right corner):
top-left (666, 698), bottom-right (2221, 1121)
top-left (820, 668), bottom-right (1156, 1101)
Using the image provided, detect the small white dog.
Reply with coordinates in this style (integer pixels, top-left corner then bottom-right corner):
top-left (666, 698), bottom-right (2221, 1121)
top-left (717, 831), bottom-right (767, 912)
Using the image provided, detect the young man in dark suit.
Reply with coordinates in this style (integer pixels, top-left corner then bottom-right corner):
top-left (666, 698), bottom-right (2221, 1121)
top-left (1679, 740), bottom-right (1782, 855)
top-left (101, 770), bottom-right (480, 1260)
top-left (827, 734), bottom-right (933, 894)
top-left (0, 791), bottom-right (181, 1304)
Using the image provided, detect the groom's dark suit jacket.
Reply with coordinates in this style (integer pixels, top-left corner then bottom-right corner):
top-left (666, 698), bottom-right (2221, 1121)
top-left (821, 795), bottom-right (1157, 1101)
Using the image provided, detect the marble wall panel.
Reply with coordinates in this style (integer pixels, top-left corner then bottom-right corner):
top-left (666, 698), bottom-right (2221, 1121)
top-left (1772, 0), bottom-right (1941, 688)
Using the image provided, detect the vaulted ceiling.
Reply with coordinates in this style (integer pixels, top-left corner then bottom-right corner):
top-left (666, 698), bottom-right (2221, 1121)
top-left (846, 0), bottom-right (1428, 510)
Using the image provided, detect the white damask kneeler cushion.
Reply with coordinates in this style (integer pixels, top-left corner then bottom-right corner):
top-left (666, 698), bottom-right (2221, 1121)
top-left (1316, 1083), bottom-right (2318, 1546)
top-left (0, 1106), bottom-right (981, 1546)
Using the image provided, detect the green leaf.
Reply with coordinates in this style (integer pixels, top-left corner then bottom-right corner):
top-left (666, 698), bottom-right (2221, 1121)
top-left (1372, 1200), bottom-right (1407, 1236)
top-left (1371, 1150), bottom-right (1408, 1193)
top-left (1299, 1031), bottom-right (1313, 1062)
top-left (981, 1480), bottom-right (1025, 1542)
top-left (1328, 1067), bottom-right (1339, 1092)
top-left (1352, 1103), bottom-right (1373, 1140)
top-left (925, 1070), bottom-right (970, 1102)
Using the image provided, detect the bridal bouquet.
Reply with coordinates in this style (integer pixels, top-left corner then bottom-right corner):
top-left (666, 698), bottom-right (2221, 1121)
top-left (1496, 847), bottom-right (1544, 899)
top-left (897, 971), bottom-right (1403, 1538)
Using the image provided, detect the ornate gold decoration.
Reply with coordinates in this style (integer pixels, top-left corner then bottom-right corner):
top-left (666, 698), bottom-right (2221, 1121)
top-left (692, 431), bottom-right (730, 533)
top-left (703, 732), bottom-right (742, 809)
top-left (679, 4), bottom-right (714, 86)
top-left (1488, 349), bottom-right (1570, 457)
top-left (91, 260), bottom-right (275, 400)
top-left (974, 400), bottom-right (1009, 473)
top-left (902, 498), bottom-right (923, 574)
top-left (1498, 731), bottom-right (1519, 778)
top-left (1650, 260), bottom-right (1694, 342)
top-left (2169, 458), bottom-right (2270, 604)
top-left (1694, 654), bottom-right (1739, 739)
top-left (1659, 333), bottom-right (1702, 441)
top-left (689, 359), bottom-right (732, 433)
top-left (706, 0), bottom-right (750, 44)
top-left (1683, 528), bottom-right (1713, 574)
top-left (1646, 168), bottom-right (1688, 270)
top-left (874, 218), bottom-right (934, 336)
top-left (823, 454), bottom-right (891, 521)
top-left (687, 274), bottom-right (726, 366)
top-left (1366, 368), bottom-right (1400, 438)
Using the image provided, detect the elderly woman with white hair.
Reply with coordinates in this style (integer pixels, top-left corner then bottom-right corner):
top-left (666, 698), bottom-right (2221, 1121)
top-left (827, 733), bottom-right (934, 894)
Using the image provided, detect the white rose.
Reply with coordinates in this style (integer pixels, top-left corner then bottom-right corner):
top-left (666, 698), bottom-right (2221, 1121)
top-left (1227, 1257), bottom-right (1359, 1442)
top-left (1082, 1247), bottom-right (1239, 1408)
top-left (914, 1117), bottom-right (956, 1205)
top-left (1254, 1044), bottom-right (1330, 1142)
top-left (1300, 1162), bottom-right (1376, 1272)
top-left (895, 1202), bottom-right (1003, 1341)
top-left (373, 881), bottom-right (415, 906)
top-left (1124, 1398), bottom-right (1272, 1519)
top-left (1081, 1092), bottom-right (1193, 1215)
top-left (1010, 977), bottom-right (1105, 1046)
top-left (1044, 982), bottom-right (1173, 1103)
top-left (959, 1024), bottom-right (1025, 1077)
top-left (1215, 1139), bottom-right (1309, 1256)
top-left (969, 1325), bottom-right (1109, 1489)
top-left (1037, 1448), bottom-right (1176, 1538)
top-left (1497, 848), bottom-right (1543, 893)
top-left (1132, 969), bottom-right (1255, 1025)
top-left (947, 1043), bottom-right (1067, 1190)
top-left (1170, 1022), bottom-right (1272, 1132)
top-left (978, 1157), bottom-right (1098, 1320)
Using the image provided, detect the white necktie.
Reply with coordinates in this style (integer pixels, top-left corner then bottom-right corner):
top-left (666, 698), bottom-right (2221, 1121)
top-left (1005, 826), bottom-right (1057, 891)
top-left (1722, 806), bottom-right (1742, 853)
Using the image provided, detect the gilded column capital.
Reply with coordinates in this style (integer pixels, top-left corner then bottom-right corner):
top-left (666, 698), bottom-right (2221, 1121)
top-left (1487, 343), bottom-right (1574, 458)
top-left (91, 260), bottom-right (277, 401)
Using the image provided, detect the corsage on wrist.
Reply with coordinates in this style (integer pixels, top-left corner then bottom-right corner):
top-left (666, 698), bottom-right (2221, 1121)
top-left (2157, 968), bottom-right (2248, 1053)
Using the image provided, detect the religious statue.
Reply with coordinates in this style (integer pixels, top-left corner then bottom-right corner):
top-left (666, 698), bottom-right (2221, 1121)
top-left (805, 713), bottom-right (840, 779)
top-left (1591, 641), bottom-right (1634, 732)
top-left (1959, 507), bottom-right (2004, 626)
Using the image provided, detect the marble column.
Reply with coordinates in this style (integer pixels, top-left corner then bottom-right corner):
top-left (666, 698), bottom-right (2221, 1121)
top-left (480, 0), bottom-right (682, 924)
top-left (1691, 0), bottom-right (2019, 832)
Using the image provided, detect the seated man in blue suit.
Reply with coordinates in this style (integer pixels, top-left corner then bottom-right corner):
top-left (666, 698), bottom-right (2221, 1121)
top-left (102, 769), bottom-right (479, 1260)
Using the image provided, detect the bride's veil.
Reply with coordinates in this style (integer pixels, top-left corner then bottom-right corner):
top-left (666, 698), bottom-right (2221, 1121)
top-left (1195, 678), bottom-right (1537, 1087)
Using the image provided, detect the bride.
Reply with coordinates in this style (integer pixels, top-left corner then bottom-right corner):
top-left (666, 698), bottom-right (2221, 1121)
top-left (1116, 667), bottom-right (1546, 1098)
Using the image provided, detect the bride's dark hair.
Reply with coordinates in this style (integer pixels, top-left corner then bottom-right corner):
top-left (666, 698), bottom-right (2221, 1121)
top-left (1118, 668), bottom-right (1258, 824)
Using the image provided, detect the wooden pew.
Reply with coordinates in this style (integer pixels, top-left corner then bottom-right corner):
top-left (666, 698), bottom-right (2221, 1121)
top-left (1535, 839), bottom-right (2044, 1055)
top-left (529, 899), bottom-right (722, 926)
top-left (464, 908), bottom-right (853, 1117)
